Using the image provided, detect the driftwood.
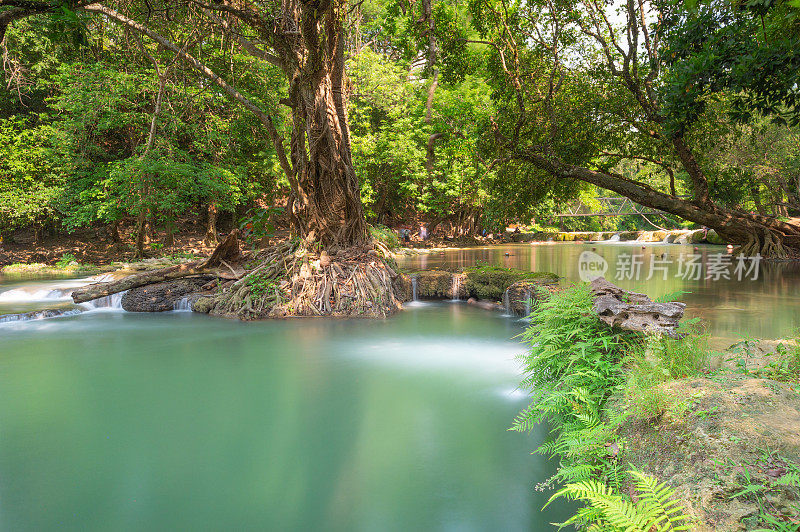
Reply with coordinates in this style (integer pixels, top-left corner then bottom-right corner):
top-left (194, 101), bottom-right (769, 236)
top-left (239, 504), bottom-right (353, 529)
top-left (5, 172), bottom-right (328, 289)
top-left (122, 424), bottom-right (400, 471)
top-left (589, 277), bottom-right (685, 336)
top-left (71, 232), bottom-right (241, 304)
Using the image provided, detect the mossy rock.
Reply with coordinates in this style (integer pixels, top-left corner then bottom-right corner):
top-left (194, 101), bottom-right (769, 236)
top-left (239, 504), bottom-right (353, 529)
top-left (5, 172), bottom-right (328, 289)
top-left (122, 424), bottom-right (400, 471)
top-left (689, 229), bottom-right (706, 243)
top-left (464, 266), bottom-right (558, 301)
top-left (505, 280), bottom-right (561, 315)
top-left (617, 231), bottom-right (640, 241)
top-left (705, 229), bottom-right (726, 245)
top-left (414, 270), bottom-right (453, 298)
top-left (191, 296), bottom-right (216, 313)
top-left (393, 274), bottom-right (413, 302)
top-left (636, 231), bottom-right (668, 242)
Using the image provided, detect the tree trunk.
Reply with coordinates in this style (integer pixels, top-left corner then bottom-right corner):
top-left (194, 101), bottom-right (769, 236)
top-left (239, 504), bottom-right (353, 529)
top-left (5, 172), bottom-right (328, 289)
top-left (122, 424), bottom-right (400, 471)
top-left (135, 211), bottom-right (147, 257)
top-left (204, 203), bottom-right (219, 246)
top-left (285, 0), bottom-right (369, 248)
top-left (77, 2), bottom-right (371, 250)
top-left (512, 144), bottom-right (800, 258)
top-left (107, 221), bottom-right (121, 243)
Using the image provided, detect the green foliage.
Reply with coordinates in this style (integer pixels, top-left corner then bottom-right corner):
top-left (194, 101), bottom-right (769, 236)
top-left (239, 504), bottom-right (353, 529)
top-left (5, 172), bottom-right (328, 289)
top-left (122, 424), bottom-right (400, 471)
top-left (660, 1), bottom-right (800, 131)
top-left (246, 270), bottom-right (279, 299)
top-left (369, 224), bottom-right (401, 250)
top-left (548, 469), bottom-right (692, 531)
top-left (727, 334), bottom-right (800, 383)
top-left (239, 206), bottom-right (282, 249)
top-left (512, 284), bottom-right (630, 488)
top-left (55, 253), bottom-right (76, 268)
top-left (514, 285), bottom-right (715, 527)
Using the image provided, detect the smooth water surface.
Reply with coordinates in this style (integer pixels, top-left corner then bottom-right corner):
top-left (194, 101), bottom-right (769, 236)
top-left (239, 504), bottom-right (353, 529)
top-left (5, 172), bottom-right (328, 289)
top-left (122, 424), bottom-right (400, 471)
top-left (398, 242), bottom-right (800, 345)
top-left (0, 298), bottom-right (569, 531)
top-left (5, 240), bottom-right (793, 530)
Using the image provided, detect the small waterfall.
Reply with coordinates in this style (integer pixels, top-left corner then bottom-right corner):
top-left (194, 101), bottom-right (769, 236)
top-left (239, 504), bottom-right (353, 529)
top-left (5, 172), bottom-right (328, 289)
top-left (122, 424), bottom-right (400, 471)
top-left (450, 274), bottom-right (462, 301)
top-left (411, 276), bottom-right (418, 301)
top-left (0, 287), bottom-right (73, 302)
top-left (173, 297), bottom-right (191, 312)
top-left (502, 289), bottom-right (511, 315)
top-left (608, 233), bottom-right (621, 242)
top-left (81, 290), bottom-right (127, 310)
top-left (0, 308), bottom-right (83, 324)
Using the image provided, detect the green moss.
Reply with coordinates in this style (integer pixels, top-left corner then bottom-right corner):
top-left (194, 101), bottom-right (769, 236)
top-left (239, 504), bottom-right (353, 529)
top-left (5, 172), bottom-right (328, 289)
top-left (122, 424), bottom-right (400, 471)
top-left (706, 229), bottom-right (726, 245)
top-left (463, 265), bottom-right (557, 300)
top-left (414, 270), bottom-right (452, 298)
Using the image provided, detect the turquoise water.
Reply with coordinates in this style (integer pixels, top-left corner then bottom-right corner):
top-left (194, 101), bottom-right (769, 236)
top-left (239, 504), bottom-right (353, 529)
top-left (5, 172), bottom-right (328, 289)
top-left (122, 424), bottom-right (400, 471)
top-left (5, 240), bottom-right (795, 531)
top-left (0, 298), bottom-right (569, 530)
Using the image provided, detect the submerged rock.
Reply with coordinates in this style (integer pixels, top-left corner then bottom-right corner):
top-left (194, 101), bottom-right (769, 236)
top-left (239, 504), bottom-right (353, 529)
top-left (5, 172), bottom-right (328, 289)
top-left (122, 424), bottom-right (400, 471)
top-left (121, 277), bottom-right (214, 312)
top-left (397, 267), bottom-right (559, 306)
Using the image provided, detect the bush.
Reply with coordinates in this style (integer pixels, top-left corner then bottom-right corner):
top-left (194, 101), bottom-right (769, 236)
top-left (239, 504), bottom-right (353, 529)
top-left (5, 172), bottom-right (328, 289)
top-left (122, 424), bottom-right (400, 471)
top-left (369, 224), bottom-right (400, 250)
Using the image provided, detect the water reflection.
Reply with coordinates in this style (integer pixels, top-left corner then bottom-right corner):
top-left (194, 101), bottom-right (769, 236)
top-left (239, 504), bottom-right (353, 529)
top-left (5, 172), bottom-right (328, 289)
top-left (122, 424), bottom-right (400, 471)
top-left (398, 243), bottom-right (800, 345)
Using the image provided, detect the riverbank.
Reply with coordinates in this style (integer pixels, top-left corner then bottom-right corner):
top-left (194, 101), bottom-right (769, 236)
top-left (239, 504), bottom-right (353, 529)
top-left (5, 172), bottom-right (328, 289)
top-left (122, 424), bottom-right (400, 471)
top-left (517, 283), bottom-right (800, 531)
top-left (509, 228), bottom-right (726, 245)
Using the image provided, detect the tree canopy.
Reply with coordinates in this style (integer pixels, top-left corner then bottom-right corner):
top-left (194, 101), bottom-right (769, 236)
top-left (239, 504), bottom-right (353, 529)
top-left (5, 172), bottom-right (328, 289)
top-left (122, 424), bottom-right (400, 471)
top-left (0, 0), bottom-right (799, 255)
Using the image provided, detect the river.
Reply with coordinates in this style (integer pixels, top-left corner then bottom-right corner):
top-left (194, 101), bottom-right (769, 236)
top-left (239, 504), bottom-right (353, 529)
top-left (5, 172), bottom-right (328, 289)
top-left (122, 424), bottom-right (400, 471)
top-left (0, 278), bottom-right (568, 530)
top-left (2, 240), bottom-right (797, 530)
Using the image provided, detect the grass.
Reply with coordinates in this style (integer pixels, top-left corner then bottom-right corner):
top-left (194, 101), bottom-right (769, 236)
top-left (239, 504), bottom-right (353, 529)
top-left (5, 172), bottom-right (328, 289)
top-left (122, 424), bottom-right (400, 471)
top-left (1, 257), bottom-right (100, 276)
top-left (727, 336), bottom-right (800, 383)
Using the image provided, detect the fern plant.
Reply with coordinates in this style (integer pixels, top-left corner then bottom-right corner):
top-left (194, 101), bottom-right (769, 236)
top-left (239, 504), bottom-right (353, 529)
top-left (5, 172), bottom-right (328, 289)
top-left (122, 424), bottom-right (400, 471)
top-left (512, 284), bottom-right (634, 488)
top-left (547, 469), bottom-right (693, 531)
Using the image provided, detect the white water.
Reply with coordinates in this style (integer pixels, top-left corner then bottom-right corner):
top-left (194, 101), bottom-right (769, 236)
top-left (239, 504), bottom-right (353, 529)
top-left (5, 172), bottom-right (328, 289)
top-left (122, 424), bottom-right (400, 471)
top-left (0, 275), bottom-right (124, 323)
top-left (80, 291), bottom-right (127, 311)
top-left (607, 234), bottom-right (621, 242)
top-left (411, 276), bottom-right (418, 301)
top-left (173, 297), bottom-right (192, 312)
top-left (450, 274), bottom-right (462, 301)
top-left (502, 289), bottom-right (511, 316)
top-left (0, 274), bottom-right (114, 303)
top-left (0, 308), bottom-right (83, 324)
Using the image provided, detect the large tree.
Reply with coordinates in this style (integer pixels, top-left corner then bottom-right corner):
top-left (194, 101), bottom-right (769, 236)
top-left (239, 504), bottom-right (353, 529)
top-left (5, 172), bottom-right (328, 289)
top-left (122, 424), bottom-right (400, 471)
top-left (466, 0), bottom-right (800, 257)
top-left (1, 0), bottom-right (370, 247)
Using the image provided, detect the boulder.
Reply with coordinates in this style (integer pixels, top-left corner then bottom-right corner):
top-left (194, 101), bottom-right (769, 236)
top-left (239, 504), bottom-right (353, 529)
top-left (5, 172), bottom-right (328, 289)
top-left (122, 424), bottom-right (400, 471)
top-left (464, 267), bottom-right (558, 301)
top-left (504, 280), bottom-right (561, 316)
top-left (393, 274), bottom-right (413, 302)
top-left (706, 229), bottom-right (726, 245)
top-left (414, 270), bottom-right (453, 298)
top-left (121, 276), bottom-right (215, 312)
top-left (590, 277), bottom-right (685, 336)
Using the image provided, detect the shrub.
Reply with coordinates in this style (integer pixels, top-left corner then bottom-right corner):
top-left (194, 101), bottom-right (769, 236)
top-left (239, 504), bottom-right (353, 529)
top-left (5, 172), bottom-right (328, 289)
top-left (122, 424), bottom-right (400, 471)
top-left (369, 224), bottom-right (400, 250)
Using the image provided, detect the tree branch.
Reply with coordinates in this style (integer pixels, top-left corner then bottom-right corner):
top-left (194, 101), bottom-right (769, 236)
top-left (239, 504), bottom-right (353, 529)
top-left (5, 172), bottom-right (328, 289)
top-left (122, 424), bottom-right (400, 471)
top-left (82, 3), bottom-right (293, 181)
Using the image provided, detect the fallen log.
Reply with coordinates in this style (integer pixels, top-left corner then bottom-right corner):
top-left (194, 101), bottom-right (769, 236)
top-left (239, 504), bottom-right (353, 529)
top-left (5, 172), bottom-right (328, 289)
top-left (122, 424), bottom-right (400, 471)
top-left (71, 232), bottom-right (241, 304)
top-left (589, 277), bottom-right (685, 336)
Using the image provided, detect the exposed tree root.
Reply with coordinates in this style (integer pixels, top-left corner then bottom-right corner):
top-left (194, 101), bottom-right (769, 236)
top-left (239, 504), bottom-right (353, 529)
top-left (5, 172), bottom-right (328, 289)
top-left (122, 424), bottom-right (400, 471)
top-left (199, 240), bottom-right (404, 319)
top-left (730, 227), bottom-right (800, 261)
